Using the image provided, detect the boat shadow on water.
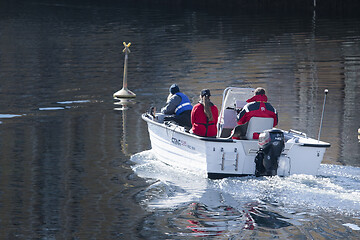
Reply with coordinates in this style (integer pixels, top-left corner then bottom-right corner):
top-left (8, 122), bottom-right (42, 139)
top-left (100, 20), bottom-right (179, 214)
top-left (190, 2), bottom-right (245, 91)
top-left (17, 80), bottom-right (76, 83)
top-left (130, 150), bottom-right (360, 238)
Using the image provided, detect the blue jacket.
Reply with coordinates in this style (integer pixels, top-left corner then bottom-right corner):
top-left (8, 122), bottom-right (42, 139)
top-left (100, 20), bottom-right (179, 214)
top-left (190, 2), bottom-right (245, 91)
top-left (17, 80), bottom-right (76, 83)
top-left (174, 92), bottom-right (192, 115)
top-left (161, 92), bottom-right (193, 115)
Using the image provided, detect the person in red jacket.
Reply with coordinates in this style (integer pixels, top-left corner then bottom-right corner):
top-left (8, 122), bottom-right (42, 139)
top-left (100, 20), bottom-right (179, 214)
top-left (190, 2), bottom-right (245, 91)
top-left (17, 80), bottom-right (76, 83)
top-left (237, 87), bottom-right (278, 126)
top-left (191, 89), bottom-right (219, 137)
top-left (231, 87), bottom-right (278, 140)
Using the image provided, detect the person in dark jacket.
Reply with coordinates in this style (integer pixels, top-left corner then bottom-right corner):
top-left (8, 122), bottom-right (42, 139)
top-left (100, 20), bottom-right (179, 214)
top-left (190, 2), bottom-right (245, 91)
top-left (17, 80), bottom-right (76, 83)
top-left (191, 89), bottom-right (219, 137)
top-left (161, 84), bottom-right (192, 128)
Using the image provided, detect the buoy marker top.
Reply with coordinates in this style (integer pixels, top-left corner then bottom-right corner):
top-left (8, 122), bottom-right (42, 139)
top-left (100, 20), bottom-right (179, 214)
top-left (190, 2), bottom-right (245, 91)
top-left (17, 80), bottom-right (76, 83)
top-left (113, 42), bottom-right (136, 99)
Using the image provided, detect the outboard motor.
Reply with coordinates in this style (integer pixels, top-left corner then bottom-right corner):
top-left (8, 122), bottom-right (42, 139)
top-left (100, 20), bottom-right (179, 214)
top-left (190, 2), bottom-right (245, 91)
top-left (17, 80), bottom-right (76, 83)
top-left (255, 129), bottom-right (285, 177)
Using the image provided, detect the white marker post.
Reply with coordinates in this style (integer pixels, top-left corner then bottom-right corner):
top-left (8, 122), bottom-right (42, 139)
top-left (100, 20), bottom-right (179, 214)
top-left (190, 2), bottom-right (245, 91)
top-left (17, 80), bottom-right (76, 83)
top-left (113, 42), bottom-right (136, 98)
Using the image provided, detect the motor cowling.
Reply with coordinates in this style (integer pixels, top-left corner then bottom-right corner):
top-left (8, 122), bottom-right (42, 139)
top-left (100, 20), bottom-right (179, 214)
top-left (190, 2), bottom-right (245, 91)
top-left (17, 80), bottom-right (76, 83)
top-left (255, 129), bottom-right (285, 176)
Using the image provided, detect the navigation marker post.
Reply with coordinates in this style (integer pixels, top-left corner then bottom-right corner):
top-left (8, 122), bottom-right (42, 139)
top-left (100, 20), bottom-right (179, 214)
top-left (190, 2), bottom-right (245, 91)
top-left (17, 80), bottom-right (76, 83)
top-left (113, 42), bottom-right (136, 98)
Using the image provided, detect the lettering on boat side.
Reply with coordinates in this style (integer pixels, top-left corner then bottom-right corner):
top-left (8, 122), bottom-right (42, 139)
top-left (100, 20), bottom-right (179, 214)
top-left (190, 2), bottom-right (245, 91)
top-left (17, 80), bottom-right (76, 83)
top-left (171, 137), bottom-right (195, 150)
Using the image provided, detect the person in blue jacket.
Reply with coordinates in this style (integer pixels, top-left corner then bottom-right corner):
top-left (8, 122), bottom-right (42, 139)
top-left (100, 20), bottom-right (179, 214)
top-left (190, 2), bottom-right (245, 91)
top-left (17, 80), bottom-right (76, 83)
top-left (161, 84), bottom-right (192, 128)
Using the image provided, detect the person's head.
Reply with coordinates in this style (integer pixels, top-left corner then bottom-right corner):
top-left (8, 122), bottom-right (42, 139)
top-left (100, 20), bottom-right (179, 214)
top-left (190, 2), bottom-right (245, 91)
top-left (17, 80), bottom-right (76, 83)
top-left (254, 87), bottom-right (266, 96)
top-left (200, 89), bottom-right (213, 121)
top-left (200, 89), bottom-right (211, 98)
top-left (169, 84), bottom-right (180, 94)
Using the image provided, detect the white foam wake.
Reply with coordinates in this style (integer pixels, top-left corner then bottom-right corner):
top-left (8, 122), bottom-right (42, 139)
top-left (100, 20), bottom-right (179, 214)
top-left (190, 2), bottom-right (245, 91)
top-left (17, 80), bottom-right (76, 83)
top-left (131, 150), bottom-right (360, 216)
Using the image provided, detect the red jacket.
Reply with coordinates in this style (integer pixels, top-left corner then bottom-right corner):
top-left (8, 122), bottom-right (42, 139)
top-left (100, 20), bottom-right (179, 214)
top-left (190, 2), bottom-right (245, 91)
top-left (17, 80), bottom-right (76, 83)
top-left (191, 103), bottom-right (219, 137)
top-left (237, 94), bottom-right (278, 126)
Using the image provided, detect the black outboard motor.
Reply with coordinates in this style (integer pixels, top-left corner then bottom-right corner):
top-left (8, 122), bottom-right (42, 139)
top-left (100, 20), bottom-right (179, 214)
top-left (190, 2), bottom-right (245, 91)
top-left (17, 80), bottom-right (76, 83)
top-left (255, 129), bottom-right (285, 177)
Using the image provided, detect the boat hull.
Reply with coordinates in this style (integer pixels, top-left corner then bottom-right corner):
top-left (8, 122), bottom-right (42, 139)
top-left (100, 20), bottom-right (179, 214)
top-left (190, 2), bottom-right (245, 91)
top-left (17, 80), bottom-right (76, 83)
top-left (142, 114), bottom-right (330, 179)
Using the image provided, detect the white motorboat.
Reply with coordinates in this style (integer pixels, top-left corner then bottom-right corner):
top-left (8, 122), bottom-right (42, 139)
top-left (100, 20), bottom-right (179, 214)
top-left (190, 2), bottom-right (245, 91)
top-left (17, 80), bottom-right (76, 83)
top-left (142, 87), bottom-right (331, 179)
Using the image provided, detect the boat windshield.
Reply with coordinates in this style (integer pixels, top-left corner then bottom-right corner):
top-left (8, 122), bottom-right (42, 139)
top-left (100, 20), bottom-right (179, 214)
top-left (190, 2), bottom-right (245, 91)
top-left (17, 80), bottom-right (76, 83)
top-left (221, 87), bottom-right (254, 111)
top-left (217, 87), bottom-right (255, 138)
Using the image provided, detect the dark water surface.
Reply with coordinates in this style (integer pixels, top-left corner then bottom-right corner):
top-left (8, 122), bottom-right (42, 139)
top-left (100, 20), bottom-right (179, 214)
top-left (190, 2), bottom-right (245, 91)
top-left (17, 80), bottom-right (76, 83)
top-left (0, 1), bottom-right (359, 239)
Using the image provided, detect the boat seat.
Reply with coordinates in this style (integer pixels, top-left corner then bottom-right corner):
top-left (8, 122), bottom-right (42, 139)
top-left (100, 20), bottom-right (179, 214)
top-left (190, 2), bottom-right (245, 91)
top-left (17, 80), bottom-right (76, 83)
top-left (218, 101), bottom-right (250, 138)
top-left (218, 108), bottom-right (238, 138)
top-left (245, 117), bottom-right (274, 140)
top-left (222, 109), bottom-right (237, 129)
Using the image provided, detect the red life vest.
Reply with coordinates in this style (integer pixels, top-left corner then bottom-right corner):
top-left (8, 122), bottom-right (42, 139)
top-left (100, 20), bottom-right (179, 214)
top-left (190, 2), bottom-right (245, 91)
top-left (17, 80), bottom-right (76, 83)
top-left (191, 103), bottom-right (219, 137)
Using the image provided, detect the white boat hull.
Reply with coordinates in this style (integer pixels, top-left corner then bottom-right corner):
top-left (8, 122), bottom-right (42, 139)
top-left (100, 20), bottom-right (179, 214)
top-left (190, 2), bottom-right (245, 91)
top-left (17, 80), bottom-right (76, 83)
top-left (143, 114), bottom-right (330, 178)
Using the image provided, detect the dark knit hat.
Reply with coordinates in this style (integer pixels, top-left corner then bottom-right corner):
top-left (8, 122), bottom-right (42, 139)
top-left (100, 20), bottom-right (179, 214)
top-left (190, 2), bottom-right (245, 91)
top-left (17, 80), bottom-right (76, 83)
top-left (169, 84), bottom-right (180, 94)
top-left (200, 89), bottom-right (211, 97)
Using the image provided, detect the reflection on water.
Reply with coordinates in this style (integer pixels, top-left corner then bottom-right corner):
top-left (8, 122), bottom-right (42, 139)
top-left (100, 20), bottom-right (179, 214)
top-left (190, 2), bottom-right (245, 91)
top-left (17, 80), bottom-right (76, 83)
top-left (114, 98), bottom-right (137, 156)
top-left (167, 200), bottom-right (292, 238)
top-left (0, 1), bottom-right (359, 239)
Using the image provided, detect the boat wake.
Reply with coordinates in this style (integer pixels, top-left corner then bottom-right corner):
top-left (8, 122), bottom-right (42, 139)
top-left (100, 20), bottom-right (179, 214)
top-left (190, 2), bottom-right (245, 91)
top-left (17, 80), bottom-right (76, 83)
top-left (130, 150), bottom-right (360, 238)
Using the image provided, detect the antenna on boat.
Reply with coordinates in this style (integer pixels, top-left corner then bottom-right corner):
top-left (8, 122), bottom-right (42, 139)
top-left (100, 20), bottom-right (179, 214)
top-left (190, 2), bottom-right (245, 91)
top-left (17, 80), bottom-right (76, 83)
top-left (113, 42), bottom-right (136, 99)
top-left (317, 89), bottom-right (328, 142)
